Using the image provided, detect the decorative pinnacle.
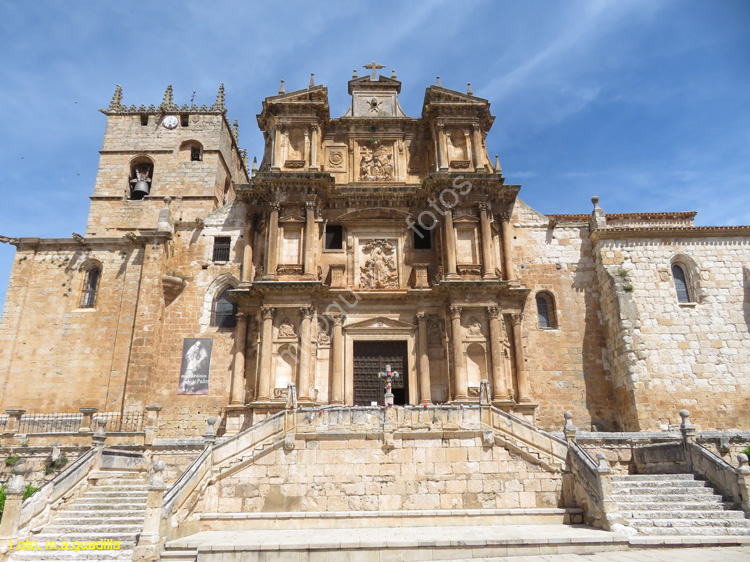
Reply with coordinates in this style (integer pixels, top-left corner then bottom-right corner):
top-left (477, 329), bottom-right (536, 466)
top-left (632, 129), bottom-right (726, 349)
top-left (160, 85), bottom-right (175, 111)
top-left (252, 156), bottom-right (258, 172)
top-left (211, 83), bottom-right (226, 111)
top-left (494, 154), bottom-right (502, 174)
top-left (467, 82), bottom-right (473, 95)
top-left (279, 79), bottom-right (285, 94)
top-left (309, 73), bottom-right (315, 88)
top-left (232, 119), bottom-right (239, 143)
top-left (436, 75), bottom-right (442, 87)
top-left (391, 69), bottom-right (397, 79)
top-left (109, 85), bottom-right (124, 110)
top-left (592, 196), bottom-right (601, 209)
top-left (352, 69), bottom-right (358, 79)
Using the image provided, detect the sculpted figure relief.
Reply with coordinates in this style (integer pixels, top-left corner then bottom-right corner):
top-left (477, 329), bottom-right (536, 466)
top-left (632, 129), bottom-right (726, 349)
top-left (360, 239), bottom-right (399, 289)
top-left (359, 143), bottom-right (394, 181)
top-left (467, 316), bottom-right (483, 337)
top-left (278, 319), bottom-right (296, 338)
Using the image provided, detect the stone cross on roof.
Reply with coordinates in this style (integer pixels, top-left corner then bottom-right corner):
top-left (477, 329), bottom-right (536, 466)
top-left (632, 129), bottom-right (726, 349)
top-left (364, 61), bottom-right (385, 80)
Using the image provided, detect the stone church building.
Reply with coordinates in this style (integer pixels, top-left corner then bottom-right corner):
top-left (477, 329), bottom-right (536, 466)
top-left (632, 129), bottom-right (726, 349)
top-left (1, 66), bottom-right (749, 439)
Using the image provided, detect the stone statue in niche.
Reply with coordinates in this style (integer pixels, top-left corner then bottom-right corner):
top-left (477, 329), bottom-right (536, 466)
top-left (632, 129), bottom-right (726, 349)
top-left (317, 320), bottom-right (330, 344)
top-left (359, 143), bottom-right (394, 181)
top-left (360, 239), bottom-right (399, 290)
top-left (467, 317), bottom-right (483, 337)
top-left (278, 319), bottom-right (296, 338)
top-left (428, 320), bottom-right (443, 347)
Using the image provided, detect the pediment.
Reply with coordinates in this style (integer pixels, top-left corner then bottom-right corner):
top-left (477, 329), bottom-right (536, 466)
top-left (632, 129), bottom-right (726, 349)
top-left (279, 214), bottom-right (305, 223)
top-left (266, 85), bottom-right (329, 104)
top-left (348, 75), bottom-right (402, 93)
top-left (338, 208), bottom-right (412, 223)
top-left (453, 214), bottom-right (479, 223)
top-left (345, 316), bottom-right (415, 331)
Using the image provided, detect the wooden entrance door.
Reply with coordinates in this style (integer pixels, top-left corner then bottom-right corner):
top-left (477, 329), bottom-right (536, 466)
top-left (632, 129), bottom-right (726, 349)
top-left (352, 341), bottom-right (408, 406)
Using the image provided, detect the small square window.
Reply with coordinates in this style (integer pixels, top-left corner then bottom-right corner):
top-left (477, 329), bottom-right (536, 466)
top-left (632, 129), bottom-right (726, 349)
top-left (325, 225), bottom-right (343, 250)
top-left (181, 114), bottom-right (189, 127)
top-left (213, 237), bottom-right (231, 262)
top-left (140, 114), bottom-right (148, 126)
top-left (191, 147), bottom-right (202, 162)
top-left (413, 225), bottom-right (432, 250)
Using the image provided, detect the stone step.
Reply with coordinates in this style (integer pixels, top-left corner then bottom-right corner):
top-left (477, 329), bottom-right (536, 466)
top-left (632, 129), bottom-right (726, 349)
top-left (630, 518), bottom-right (750, 528)
top-left (80, 491), bottom-right (148, 499)
top-left (615, 501), bottom-right (728, 511)
top-left (68, 500), bottom-right (147, 509)
top-left (611, 473), bottom-right (696, 481)
top-left (612, 485), bottom-right (716, 496)
top-left (612, 479), bottom-right (708, 489)
top-left (621, 509), bottom-right (746, 520)
top-left (160, 550), bottom-right (198, 562)
top-left (55, 509), bottom-right (146, 519)
top-left (42, 524), bottom-right (144, 534)
top-left (53, 515), bottom-right (145, 524)
top-left (611, 493), bottom-right (725, 503)
top-left (635, 526), bottom-right (750, 536)
top-left (10, 550), bottom-right (133, 561)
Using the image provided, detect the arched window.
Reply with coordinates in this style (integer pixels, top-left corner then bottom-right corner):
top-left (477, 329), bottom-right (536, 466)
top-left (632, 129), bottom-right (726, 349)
top-left (211, 289), bottom-right (237, 327)
top-left (128, 156), bottom-right (154, 200)
top-left (672, 263), bottom-right (691, 303)
top-left (536, 292), bottom-right (557, 329)
top-left (80, 267), bottom-right (100, 308)
top-left (179, 140), bottom-right (203, 162)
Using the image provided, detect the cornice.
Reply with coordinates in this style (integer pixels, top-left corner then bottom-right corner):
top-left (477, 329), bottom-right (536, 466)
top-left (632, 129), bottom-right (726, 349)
top-left (591, 224), bottom-right (750, 242)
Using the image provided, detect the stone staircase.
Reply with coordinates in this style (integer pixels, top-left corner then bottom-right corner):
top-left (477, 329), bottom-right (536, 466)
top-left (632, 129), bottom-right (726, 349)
top-left (9, 471), bottom-right (148, 561)
top-left (611, 473), bottom-right (750, 536)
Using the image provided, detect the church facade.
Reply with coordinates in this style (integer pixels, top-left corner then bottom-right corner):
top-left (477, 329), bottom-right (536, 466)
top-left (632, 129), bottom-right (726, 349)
top-left (1, 66), bottom-right (749, 438)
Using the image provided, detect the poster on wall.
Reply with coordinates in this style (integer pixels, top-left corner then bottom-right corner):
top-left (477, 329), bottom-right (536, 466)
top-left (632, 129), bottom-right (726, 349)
top-left (178, 338), bottom-right (213, 395)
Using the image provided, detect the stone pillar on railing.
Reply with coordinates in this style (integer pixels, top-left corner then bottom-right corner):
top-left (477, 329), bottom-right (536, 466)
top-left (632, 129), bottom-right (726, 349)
top-left (144, 405), bottom-right (163, 446)
top-left (4, 409), bottom-right (25, 436)
top-left (133, 460), bottom-right (166, 561)
top-left (78, 408), bottom-right (98, 433)
top-left (595, 451), bottom-right (621, 530)
top-left (204, 416), bottom-right (217, 447)
top-left (92, 417), bottom-right (107, 448)
top-left (563, 412), bottom-right (577, 443)
top-left (679, 409), bottom-right (695, 442)
top-left (736, 453), bottom-right (750, 514)
top-left (0, 460), bottom-right (27, 541)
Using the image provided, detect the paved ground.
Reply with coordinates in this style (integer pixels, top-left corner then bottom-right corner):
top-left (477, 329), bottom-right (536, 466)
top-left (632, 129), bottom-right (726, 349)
top-left (466, 546), bottom-right (750, 561)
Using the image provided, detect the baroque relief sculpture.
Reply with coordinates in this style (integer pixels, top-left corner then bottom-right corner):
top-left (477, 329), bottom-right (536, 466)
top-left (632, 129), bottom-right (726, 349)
top-left (278, 319), bottom-right (296, 338)
top-left (360, 239), bottom-right (399, 289)
top-left (359, 143), bottom-right (394, 181)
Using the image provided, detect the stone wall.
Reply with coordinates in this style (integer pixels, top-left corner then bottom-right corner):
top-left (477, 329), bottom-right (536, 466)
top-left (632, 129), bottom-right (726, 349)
top-left (196, 431), bottom-right (562, 514)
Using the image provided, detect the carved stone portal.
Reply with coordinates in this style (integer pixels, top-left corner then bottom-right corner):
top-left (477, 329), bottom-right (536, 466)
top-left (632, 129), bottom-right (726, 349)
top-left (360, 239), bottom-right (399, 289)
top-left (359, 143), bottom-right (394, 181)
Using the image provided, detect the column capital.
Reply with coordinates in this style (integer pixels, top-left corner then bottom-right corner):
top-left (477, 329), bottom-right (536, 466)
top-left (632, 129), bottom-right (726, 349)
top-left (478, 201), bottom-right (492, 213)
top-left (415, 311), bottom-right (427, 323)
top-left (486, 306), bottom-right (500, 319)
top-left (269, 202), bottom-right (282, 213)
top-left (310, 123), bottom-right (320, 131)
top-left (245, 212), bottom-right (258, 223)
top-left (436, 122), bottom-right (445, 131)
top-left (305, 200), bottom-right (317, 210)
top-left (448, 305), bottom-right (462, 319)
top-left (236, 311), bottom-right (250, 321)
top-left (260, 306), bottom-right (275, 319)
top-left (510, 312), bottom-right (522, 326)
top-left (330, 313), bottom-right (344, 326)
top-left (471, 123), bottom-right (481, 131)
top-left (300, 306), bottom-right (315, 319)
top-left (498, 211), bottom-right (512, 222)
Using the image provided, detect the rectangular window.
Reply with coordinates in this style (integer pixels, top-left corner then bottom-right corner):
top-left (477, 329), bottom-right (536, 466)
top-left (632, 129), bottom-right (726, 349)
top-left (325, 225), bottom-right (343, 250)
top-left (413, 225), bottom-right (432, 250)
top-left (213, 237), bottom-right (231, 262)
top-left (181, 114), bottom-right (189, 127)
top-left (140, 114), bottom-right (148, 126)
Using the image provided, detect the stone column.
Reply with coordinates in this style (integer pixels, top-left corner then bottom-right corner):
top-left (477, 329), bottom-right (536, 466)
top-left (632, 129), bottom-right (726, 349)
top-left (78, 407), bottom-right (98, 433)
top-left (310, 124), bottom-right (319, 170)
top-left (471, 124), bottom-right (484, 170)
top-left (499, 211), bottom-right (514, 281)
top-left (266, 203), bottom-right (281, 280)
top-left (297, 307), bottom-right (314, 401)
top-left (486, 307), bottom-right (508, 400)
top-left (511, 313), bottom-right (530, 402)
top-left (330, 315), bottom-right (344, 404)
top-left (4, 409), bottom-right (24, 436)
top-left (230, 312), bottom-right (249, 405)
top-left (479, 203), bottom-right (496, 279)
top-left (303, 201), bottom-right (316, 278)
top-left (132, 460), bottom-right (166, 561)
top-left (449, 306), bottom-right (468, 400)
top-left (444, 209), bottom-right (458, 279)
top-left (416, 312), bottom-right (432, 405)
top-left (436, 123), bottom-right (448, 170)
top-left (241, 214), bottom-right (256, 283)
top-left (272, 127), bottom-right (282, 170)
top-left (0, 462), bottom-right (26, 540)
top-left (257, 306), bottom-right (275, 401)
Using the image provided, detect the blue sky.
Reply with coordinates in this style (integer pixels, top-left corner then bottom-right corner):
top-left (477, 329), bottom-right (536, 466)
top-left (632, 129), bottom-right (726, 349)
top-left (1, 0), bottom-right (749, 307)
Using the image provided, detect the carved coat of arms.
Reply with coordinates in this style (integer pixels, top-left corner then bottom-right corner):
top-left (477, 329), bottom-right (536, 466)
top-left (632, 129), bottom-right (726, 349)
top-left (360, 239), bottom-right (399, 289)
top-left (359, 143), bottom-right (394, 181)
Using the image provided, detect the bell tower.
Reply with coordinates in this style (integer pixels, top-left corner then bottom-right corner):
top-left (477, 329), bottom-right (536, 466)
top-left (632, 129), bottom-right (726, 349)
top-left (85, 84), bottom-right (248, 236)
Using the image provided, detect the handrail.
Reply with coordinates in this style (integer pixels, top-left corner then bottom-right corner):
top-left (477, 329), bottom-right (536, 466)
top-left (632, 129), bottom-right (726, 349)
top-left (18, 446), bottom-right (99, 531)
top-left (486, 406), bottom-right (568, 465)
top-left (489, 406), bottom-right (567, 446)
top-left (566, 440), bottom-right (619, 530)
